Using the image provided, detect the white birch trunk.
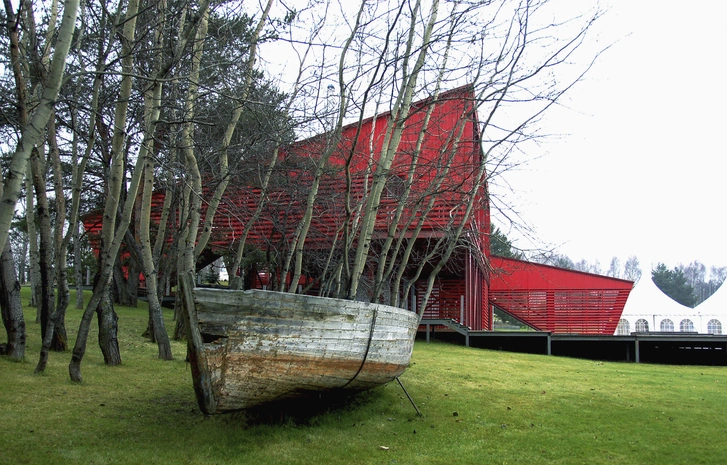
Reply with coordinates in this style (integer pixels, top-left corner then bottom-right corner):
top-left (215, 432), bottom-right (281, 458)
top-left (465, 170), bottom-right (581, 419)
top-left (347, 0), bottom-right (439, 300)
top-left (0, 0), bottom-right (79, 253)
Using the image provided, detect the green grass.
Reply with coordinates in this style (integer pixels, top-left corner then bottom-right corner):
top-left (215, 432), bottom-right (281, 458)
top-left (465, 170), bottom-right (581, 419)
top-left (2, 288), bottom-right (726, 464)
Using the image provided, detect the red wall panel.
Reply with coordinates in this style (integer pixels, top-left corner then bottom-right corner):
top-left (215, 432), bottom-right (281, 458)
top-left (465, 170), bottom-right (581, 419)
top-left (488, 257), bottom-right (633, 334)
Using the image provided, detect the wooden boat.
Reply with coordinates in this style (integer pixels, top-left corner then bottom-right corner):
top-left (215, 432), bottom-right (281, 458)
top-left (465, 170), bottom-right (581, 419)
top-left (178, 273), bottom-right (420, 414)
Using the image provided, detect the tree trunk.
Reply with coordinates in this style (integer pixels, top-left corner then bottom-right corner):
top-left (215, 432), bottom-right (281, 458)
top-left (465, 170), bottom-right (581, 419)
top-left (174, 9), bottom-right (210, 341)
top-left (30, 146), bottom-right (58, 350)
top-left (33, 136), bottom-right (72, 370)
top-left (0, 241), bottom-right (25, 361)
top-left (74, 223), bottom-right (84, 309)
top-left (282, 4), bottom-right (366, 293)
top-left (68, 1), bottom-right (103, 313)
top-left (96, 292), bottom-right (121, 365)
top-left (127, 260), bottom-right (138, 307)
top-left (48, 113), bottom-right (69, 351)
top-left (145, 277), bottom-right (172, 359)
top-left (26, 165), bottom-right (40, 310)
top-left (137, 66), bottom-right (173, 358)
top-left (348, 0), bottom-right (439, 300)
top-left (113, 259), bottom-right (133, 306)
top-left (173, 297), bottom-right (185, 340)
top-left (194, 0), bottom-right (273, 266)
top-left (69, 0), bottom-right (141, 382)
top-left (16, 227), bottom-right (27, 285)
top-left (67, 0), bottom-right (214, 381)
top-left (50, 278), bottom-right (69, 352)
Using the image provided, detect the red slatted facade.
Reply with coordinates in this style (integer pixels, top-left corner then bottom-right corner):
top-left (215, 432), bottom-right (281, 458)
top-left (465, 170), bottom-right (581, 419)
top-left (83, 87), bottom-right (484, 252)
top-left (488, 256), bottom-right (633, 334)
top-left (82, 86), bottom-right (631, 335)
top-left (83, 86), bottom-right (491, 328)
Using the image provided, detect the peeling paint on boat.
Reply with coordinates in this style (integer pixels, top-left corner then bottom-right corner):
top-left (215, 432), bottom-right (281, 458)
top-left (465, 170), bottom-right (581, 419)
top-left (179, 274), bottom-right (419, 414)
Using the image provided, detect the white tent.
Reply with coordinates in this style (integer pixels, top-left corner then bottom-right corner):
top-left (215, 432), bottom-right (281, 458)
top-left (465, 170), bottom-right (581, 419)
top-left (692, 282), bottom-right (727, 334)
top-left (615, 278), bottom-right (698, 334)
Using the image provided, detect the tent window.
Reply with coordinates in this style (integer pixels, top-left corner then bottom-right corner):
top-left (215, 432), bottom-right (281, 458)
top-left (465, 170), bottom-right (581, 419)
top-left (707, 319), bottom-right (722, 334)
top-left (616, 319), bottom-right (630, 335)
top-left (635, 319), bottom-right (649, 332)
top-left (659, 319), bottom-right (674, 332)
top-left (679, 319), bottom-right (695, 332)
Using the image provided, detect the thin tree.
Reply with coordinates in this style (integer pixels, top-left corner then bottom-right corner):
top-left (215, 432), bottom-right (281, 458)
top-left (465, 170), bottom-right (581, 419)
top-left (1, 0), bottom-right (73, 370)
top-left (262, 0), bottom-right (604, 317)
top-left (623, 255), bottom-right (641, 283)
top-left (0, 0), bottom-right (79, 254)
top-left (68, 0), bottom-right (144, 380)
top-left (607, 256), bottom-right (620, 278)
top-left (135, 0), bottom-right (216, 359)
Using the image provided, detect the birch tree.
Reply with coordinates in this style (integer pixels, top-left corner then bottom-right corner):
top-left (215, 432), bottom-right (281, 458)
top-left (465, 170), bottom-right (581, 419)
top-left (69, 0), bottom-right (216, 377)
top-left (231, 0), bottom-right (605, 317)
top-left (0, 0), bottom-right (79, 254)
top-left (136, 0), bottom-right (218, 358)
top-left (167, 2), bottom-right (281, 340)
top-left (0, 0), bottom-right (79, 370)
top-left (67, 0), bottom-right (144, 380)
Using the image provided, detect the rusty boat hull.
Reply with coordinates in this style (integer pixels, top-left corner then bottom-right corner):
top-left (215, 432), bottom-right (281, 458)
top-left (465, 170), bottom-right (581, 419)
top-left (179, 274), bottom-right (420, 414)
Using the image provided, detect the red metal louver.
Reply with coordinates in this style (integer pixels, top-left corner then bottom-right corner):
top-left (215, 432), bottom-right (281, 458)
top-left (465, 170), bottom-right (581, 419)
top-left (489, 256), bottom-right (633, 334)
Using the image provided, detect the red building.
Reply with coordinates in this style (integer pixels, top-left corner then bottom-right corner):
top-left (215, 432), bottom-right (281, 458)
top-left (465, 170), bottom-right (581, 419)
top-left (83, 85), bottom-right (632, 335)
top-left (488, 256), bottom-right (632, 334)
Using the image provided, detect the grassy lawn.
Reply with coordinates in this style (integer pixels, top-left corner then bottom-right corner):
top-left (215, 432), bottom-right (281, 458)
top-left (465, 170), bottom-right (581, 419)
top-left (1, 289), bottom-right (725, 464)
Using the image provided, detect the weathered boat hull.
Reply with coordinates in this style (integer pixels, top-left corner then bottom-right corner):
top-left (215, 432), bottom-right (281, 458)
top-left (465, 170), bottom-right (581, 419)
top-left (179, 274), bottom-right (420, 414)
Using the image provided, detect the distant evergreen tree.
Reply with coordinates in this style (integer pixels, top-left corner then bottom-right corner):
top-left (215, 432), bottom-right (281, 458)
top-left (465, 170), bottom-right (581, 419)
top-left (489, 225), bottom-right (523, 259)
top-left (651, 263), bottom-right (697, 307)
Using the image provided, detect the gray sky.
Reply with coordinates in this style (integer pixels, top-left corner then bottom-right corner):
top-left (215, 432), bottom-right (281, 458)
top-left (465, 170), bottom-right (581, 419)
top-left (495, 0), bottom-right (727, 274)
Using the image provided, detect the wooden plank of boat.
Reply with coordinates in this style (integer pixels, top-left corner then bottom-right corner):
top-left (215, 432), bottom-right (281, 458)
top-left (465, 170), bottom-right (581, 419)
top-left (179, 273), bottom-right (420, 414)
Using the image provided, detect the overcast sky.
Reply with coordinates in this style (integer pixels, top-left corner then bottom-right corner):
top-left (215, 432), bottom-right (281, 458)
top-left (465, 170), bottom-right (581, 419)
top-left (492, 0), bottom-right (727, 275)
